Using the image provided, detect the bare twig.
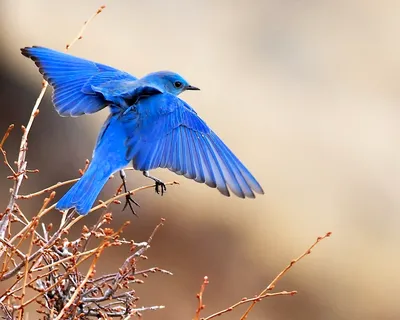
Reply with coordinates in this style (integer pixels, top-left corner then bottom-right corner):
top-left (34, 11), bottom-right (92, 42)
top-left (192, 232), bottom-right (332, 320)
top-left (240, 231), bottom-right (332, 319)
top-left (17, 178), bottom-right (79, 199)
top-left (193, 276), bottom-right (209, 320)
top-left (17, 229), bottom-right (36, 320)
top-left (202, 291), bottom-right (297, 320)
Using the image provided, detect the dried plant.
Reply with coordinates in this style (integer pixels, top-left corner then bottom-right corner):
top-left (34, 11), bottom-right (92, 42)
top-left (0, 4), bottom-right (332, 319)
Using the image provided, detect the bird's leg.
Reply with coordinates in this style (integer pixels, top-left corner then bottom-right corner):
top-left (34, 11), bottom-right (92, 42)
top-left (119, 169), bottom-right (140, 215)
top-left (142, 171), bottom-right (167, 195)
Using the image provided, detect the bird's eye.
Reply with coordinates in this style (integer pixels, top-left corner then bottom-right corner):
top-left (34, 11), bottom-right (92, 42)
top-left (174, 81), bottom-right (183, 88)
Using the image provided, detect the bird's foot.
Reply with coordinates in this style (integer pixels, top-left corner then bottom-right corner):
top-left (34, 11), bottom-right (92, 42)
top-left (119, 169), bottom-right (140, 216)
top-left (142, 171), bottom-right (167, 196)
top-left (122, 192), bottom-right (140, 216)
top-left (154, 179), bottom-right (167, 196)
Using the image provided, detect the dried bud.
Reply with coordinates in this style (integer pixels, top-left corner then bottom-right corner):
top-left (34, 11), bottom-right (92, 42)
top-left (103, 212), bottom-right (113, 223)
top-left (104, 228), bottom-right (114, 236)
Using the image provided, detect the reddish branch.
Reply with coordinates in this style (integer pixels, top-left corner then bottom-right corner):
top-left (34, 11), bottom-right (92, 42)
top-left (193, 232), bottom-right (332, 320)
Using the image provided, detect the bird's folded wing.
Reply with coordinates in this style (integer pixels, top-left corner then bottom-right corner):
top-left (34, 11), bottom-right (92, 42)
top-left (122, 93), bottom-right (264, 198)
top-left (21, 46), bottom-right (137, 116)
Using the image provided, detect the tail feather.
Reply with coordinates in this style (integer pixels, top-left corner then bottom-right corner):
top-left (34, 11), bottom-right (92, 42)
top-left (57, 112), bottom-right (131, 215)
top-left (56, 165), bottom-right (110, 215)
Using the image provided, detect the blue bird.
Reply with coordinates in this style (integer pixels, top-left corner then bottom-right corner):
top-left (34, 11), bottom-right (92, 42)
top-left (21, 46), bottom-right (264, 215)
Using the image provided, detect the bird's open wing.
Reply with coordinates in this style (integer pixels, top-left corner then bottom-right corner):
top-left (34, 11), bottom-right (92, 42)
top-left (121, 93), bottom-right (264, 198)
top-left (21, 46), bottom-right (137, 116)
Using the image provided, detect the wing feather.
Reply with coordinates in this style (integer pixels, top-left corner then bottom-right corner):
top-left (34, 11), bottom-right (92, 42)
top-left (123, 93), bottom-right (263, 198)
top-left (21, 46), bottom-right (137, 116)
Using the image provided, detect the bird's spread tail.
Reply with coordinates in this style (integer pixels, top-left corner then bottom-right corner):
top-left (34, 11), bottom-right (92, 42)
top-left (57, 111), bottom-right (131, 215)
top-left (56, 163), bottom-right (110, 215)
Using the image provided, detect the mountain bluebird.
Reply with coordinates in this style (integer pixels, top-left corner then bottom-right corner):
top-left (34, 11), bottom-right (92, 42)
top-left (21, 46), bottom-right (264, 215)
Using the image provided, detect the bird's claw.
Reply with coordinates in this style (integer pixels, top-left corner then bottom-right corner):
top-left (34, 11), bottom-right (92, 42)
top-left (142, 171), bottom-right (167, 196)
top-left (122, 192), bottom-right (140, 216)
top-left (155, 180), bottom-right (167, 196)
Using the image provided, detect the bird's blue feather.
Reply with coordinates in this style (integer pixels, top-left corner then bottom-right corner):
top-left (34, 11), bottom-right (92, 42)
top-left (120, 93), bottom-right (263, 198)
top-left (21, 46), bottom-right (137, 116)
top-left (22, 46), bottom-right (264, 214)
top-left (56, 111), bottom-right (130, 214)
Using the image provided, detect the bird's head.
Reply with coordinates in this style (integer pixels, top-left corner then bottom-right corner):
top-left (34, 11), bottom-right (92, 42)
top-left (142, 71), bottom-right (200, 96)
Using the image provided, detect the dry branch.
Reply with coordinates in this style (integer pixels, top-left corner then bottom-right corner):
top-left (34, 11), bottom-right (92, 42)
top-left (192, 232), bottom-right (331, 320)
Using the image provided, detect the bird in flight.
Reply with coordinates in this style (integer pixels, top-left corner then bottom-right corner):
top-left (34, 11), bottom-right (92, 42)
top-left (21, 46), bottom-right (264, 215)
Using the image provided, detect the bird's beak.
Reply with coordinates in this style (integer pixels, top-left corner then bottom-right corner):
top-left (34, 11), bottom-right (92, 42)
top-left (186, 85), bottom-right (200, 91)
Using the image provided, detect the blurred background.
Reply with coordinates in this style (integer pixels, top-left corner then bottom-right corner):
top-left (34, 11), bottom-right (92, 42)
top-left (1, 0), bottom-right (400, 319)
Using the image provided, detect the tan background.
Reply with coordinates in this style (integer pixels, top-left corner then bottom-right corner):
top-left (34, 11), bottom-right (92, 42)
top-left (0, 0), bottom-right (399, 319)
